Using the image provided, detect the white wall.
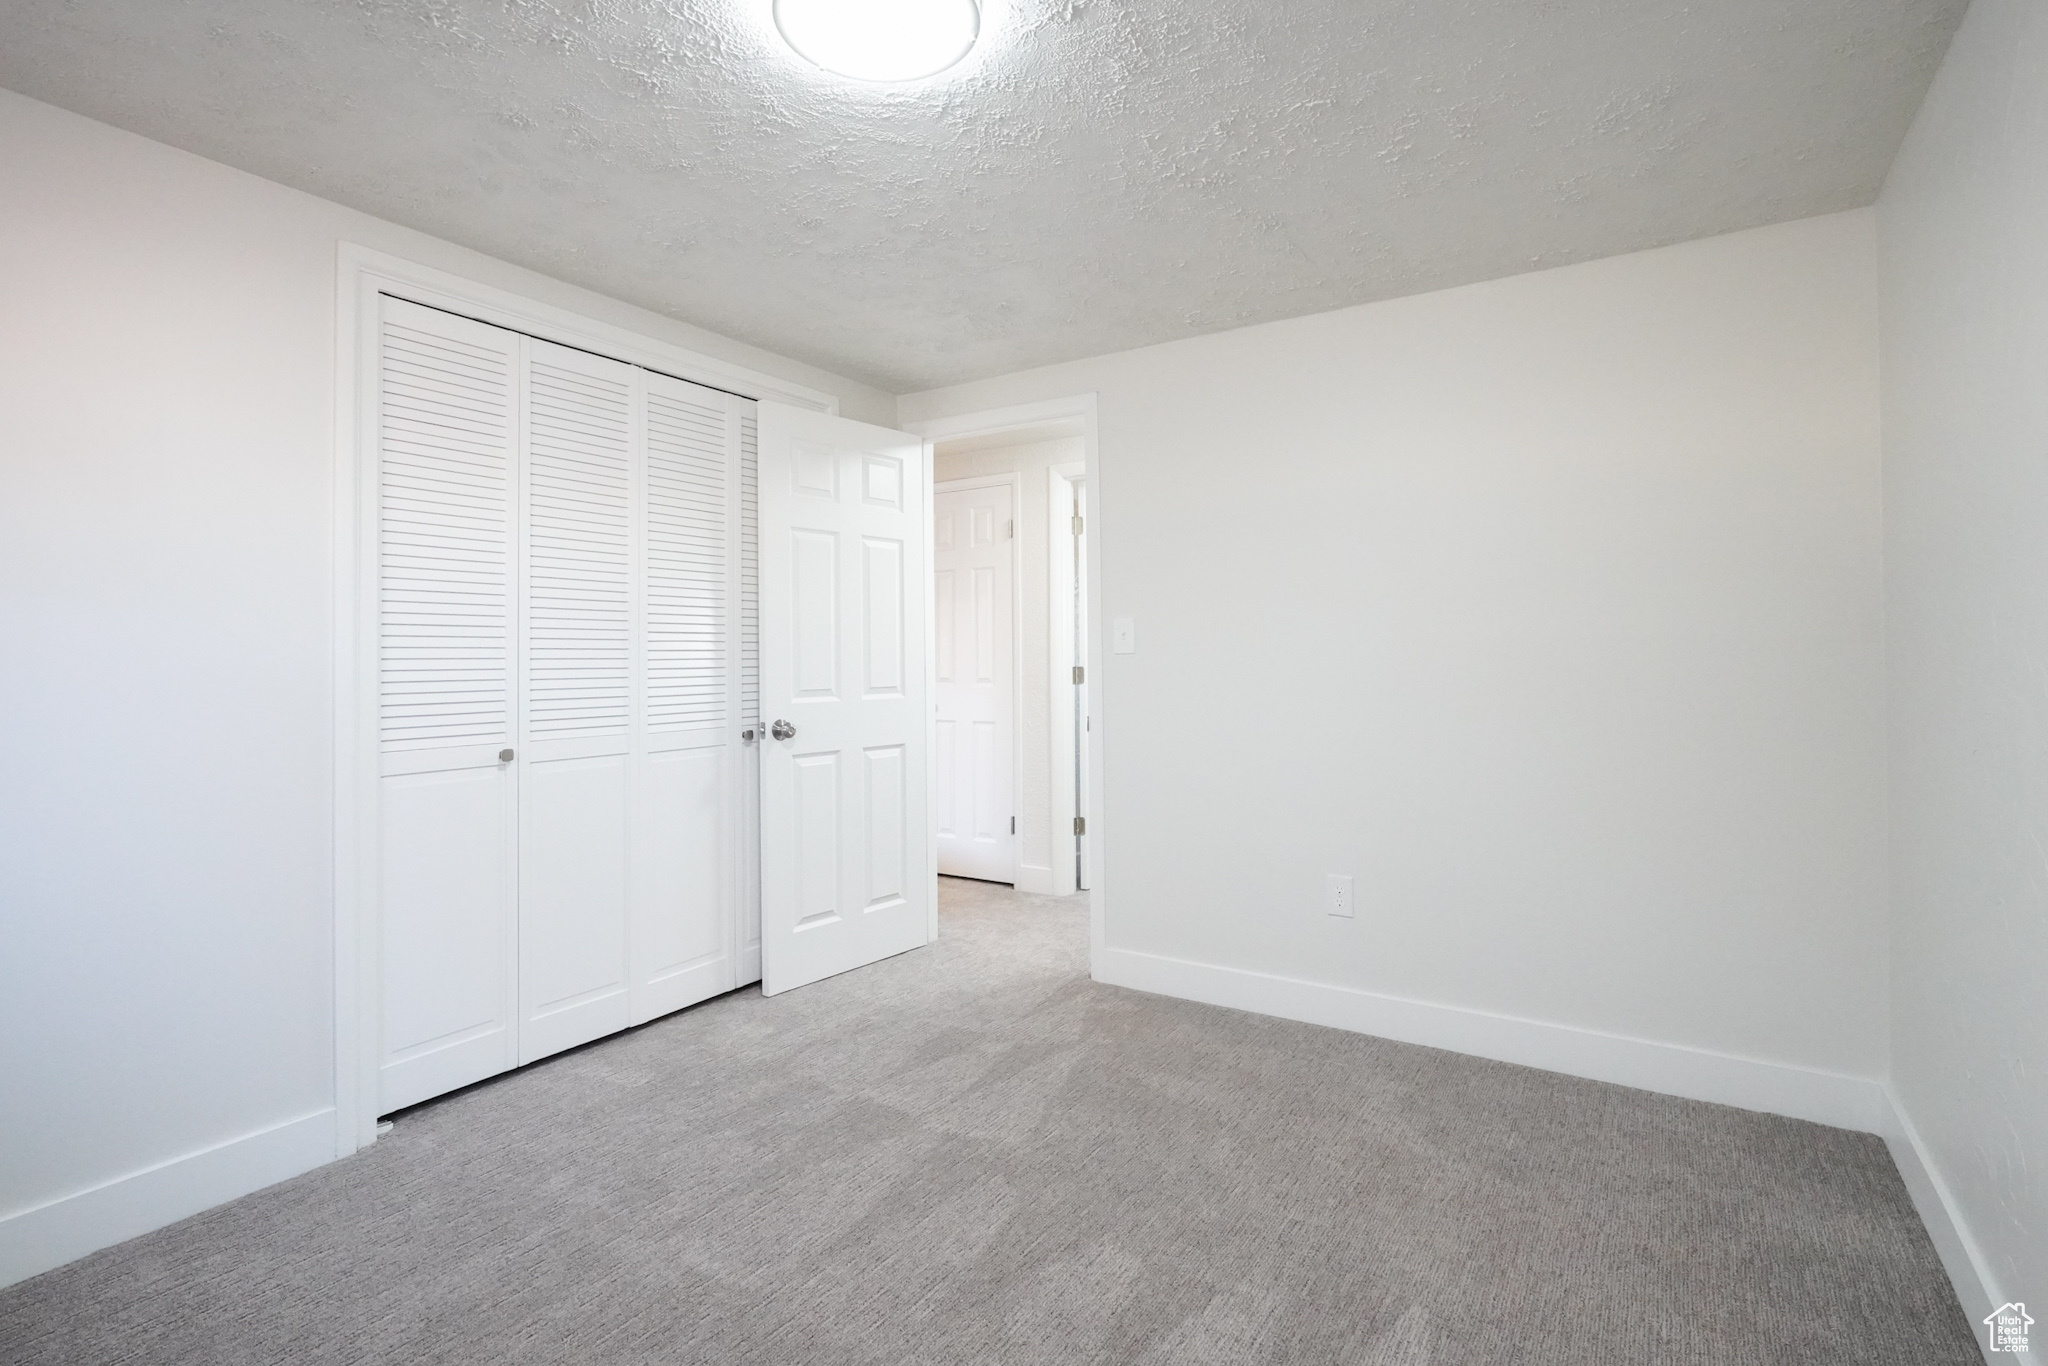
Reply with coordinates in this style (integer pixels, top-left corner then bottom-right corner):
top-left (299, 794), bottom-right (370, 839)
top-left (0, 86), bottom-right (892, 1285)
top-left (902, 210), bottom-right (1889, 1111)
top-left (934, 437), bottom-right (1085, 893)
top-left (1878, 0), bottom-right (2048, 1328)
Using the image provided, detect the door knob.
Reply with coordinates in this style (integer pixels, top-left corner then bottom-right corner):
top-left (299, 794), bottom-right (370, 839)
top-left (770, 719), bottom-right (796, 741)
top-left (498, 748), bottom-right (515, 763)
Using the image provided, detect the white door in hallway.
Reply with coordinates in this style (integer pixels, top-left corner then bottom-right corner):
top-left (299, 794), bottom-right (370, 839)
top-left (932, 481), bottom-right (1016, 883)
top-left (756, 404), bottom-right (932, 995)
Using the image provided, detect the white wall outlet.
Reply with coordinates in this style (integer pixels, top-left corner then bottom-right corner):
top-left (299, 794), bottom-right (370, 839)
top-left (1112, 617), bottom-right (1135, 653)
top-left (1326, 873), bottom-right (1354, 918)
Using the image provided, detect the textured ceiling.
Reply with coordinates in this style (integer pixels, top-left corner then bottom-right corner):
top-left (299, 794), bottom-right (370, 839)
top-left (0, 0), bottom-right (1967, 391)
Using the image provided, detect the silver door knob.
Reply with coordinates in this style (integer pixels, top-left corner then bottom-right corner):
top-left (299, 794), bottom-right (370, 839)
top-left (498, 748), bottom-right (515, 763)
top-left (740, 727), bottom-right (757, 743)
top-left (770, 719), bottom-right (796, 741)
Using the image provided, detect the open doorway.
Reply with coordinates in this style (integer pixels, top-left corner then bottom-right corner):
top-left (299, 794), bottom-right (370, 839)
top-left (928, 424), bottom-right (1086, 896)
top-left (906, 394), bottom-right (1101, 970)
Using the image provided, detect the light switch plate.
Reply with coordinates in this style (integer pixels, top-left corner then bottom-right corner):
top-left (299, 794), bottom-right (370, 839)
top-left (1112, 617), bottom-right (1135, 654)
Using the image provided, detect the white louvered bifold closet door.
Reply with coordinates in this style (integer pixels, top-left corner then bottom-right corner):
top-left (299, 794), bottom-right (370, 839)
top-left (376, 298), bottom-right (758, 1113)
top-left (633, 371), bottom-right (747, 1025)
top-left (516, 342), bottom-right (750, 1062)
top-left (516, 339), bottom-right (638, 1063)
top-left (375, 296), bottom-right (522, 1113)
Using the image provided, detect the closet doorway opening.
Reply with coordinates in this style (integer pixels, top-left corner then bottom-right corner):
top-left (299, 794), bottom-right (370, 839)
top-left (333, 247), bottom-right (936, 1153)
top-left (931, 470), bottom-right (1020, 886)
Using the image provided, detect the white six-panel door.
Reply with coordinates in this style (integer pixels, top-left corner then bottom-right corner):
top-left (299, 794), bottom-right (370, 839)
top-left (375, 296), bottom-right (749, 1113)
top-left (932, 481), bottom-right (1016, 883)
top-left (758, 404), bottom-right (932, 995)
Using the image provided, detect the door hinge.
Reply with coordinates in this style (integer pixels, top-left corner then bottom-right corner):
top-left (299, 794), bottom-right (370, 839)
top-left (1074, 816), bottom-right (1086, 836)
top-left (1010, 815), bottom-right (1016, 835)
top-left (1072, 514), bottom-right (1084, 535)
top-left (1072, 665), bottom-right (1084, 684)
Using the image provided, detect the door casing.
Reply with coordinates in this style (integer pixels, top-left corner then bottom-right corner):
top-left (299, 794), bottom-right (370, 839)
top-left (1048, 460), bottom-right (1088, 895)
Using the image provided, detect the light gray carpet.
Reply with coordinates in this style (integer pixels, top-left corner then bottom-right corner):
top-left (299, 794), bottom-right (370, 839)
top-left (1, 878), bottom-right (1977, 1365)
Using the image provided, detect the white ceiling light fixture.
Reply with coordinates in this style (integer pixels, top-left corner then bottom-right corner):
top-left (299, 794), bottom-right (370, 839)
top-left (773, 0), bottom-right (980, 83)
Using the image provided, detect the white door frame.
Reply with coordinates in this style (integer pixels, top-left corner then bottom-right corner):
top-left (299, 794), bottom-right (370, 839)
top-left (332, 244), bottom-right (837, 1158)
top-left (1048, 460), bottom-right (1086, 897)
top-left (902, 396), bottom-right (1104, 969)
top-left (932, 471), bottom-right (1025, 887)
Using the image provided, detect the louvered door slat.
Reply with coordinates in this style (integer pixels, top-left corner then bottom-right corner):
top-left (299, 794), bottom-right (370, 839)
top-left (525, 347), bottom-right (633, 739)
top-left (644, 380), bottom-right (731, 733)
top-left (377, 302), bottom-right (515, 752)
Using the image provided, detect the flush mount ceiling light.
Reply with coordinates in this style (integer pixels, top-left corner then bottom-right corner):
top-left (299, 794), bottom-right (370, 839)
top-left (773, 0), bottom-right (980, 82)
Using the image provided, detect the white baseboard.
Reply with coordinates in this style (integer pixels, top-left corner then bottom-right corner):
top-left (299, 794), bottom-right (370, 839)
top-left (1094, 946), bottom-right (1885, 1133)
top-left (1882, 1090), bottom-right (2003, 1363)
top-left (1014, 863), bottom-right (1057, 896)
top-left (0, 1108), bottom-right (337, 1290)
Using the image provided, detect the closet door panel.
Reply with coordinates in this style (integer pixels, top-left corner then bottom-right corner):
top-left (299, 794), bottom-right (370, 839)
top-left (632, 739), bottom-right (728, 1022)
top-left (379, 765), bottom-right (514, 1110)
top-left (631, 374), bottom-right (741, 1021)
top-left (374, 296), bottom-right (519, 1114)
top-left (518, 752), bottom-right (632, 1062)
top-left (519, 339), bottom-right (635, 1063)
top-left (643, 380), bottom-right (729, 737)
